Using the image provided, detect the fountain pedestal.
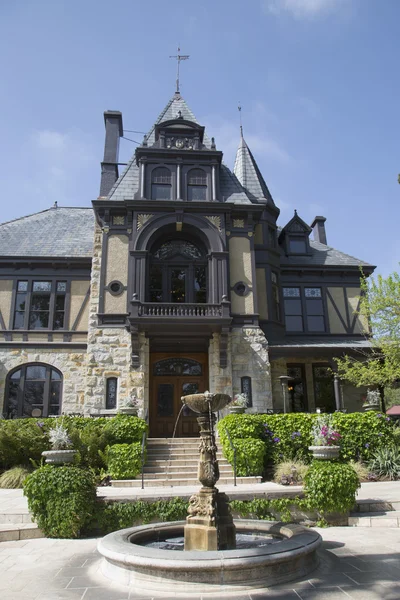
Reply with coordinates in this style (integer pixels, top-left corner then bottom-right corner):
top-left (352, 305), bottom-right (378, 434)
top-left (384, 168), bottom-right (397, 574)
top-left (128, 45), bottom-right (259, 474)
top-left (182, 399), bottom-right (236, 551)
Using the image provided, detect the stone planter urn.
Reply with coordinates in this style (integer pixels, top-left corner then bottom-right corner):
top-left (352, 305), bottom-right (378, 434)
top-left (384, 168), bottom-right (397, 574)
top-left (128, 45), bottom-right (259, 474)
top-left (229, 406), bottom-right (246, 414)
top-left (42, 450), bottom-right (77, 465)
top-left (117, 407), bottom-right (138, 416)
top-left (362, 402), bottom-right (380, 413)
top-left (309, 446), bottom-right (340, 460)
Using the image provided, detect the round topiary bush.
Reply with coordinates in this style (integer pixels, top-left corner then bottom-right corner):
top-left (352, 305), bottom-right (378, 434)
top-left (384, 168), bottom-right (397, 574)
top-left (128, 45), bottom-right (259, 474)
top-left (23, 465), bottom-right (97, 538)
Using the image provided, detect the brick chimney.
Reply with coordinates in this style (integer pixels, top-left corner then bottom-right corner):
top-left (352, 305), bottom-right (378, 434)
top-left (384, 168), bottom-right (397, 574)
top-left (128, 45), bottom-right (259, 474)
top-left (99, 111), bottom-right (123, 197)
top-left (311, 216), bottom-right (327, 245)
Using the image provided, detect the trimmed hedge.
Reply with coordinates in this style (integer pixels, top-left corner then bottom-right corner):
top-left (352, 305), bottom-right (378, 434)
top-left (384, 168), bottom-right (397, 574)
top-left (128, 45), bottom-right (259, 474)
top-left (304, 461), bottom-right (360, 515)
top-left (105, 443), bottom-right (143, 480)
top-left (217, 411), bottom-right (395, 471)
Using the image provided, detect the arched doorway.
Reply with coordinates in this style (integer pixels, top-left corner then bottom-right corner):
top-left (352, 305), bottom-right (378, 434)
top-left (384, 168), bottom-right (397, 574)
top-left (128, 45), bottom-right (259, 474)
top-left (150, 353), bottom-right (208, 437)
top-left (4, 363), bottom-right (63, 419)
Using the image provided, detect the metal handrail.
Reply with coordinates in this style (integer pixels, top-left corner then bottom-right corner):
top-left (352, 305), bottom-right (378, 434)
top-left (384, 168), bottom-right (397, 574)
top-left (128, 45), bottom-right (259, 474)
top-left (222, 426), bottom-right (237, 487)
top-left (140, 429), bottom-right (147, 490)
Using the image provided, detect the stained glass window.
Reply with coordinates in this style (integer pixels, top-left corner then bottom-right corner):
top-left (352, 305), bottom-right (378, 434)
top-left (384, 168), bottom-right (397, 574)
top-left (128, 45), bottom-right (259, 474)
top-left (241, 376), bottom-right (253, 408)
top-left (106, 378), bottom-right (117, 410)
top-left (153, 240), bottom-right (203, 260)
top-left (154, 358), bottom-right (202, 376)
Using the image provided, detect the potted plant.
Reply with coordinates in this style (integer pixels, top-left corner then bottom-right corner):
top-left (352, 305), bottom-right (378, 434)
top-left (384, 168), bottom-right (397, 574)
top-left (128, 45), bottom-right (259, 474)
top-left (42, 422), bottom-right (77, 465)
top-left (228, 393), bottom-right (248, 414)
top-left (309, 414), bottom-right (341, 460)
top-left (362, 389), bottom-right (381, 412)
top-left (118, 396), bottom-right (139, 415)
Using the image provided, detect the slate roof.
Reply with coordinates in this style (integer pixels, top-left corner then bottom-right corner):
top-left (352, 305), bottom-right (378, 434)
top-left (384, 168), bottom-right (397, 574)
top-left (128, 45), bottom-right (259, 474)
top-left (281, 240), bottom-right (375, 269)
top-left (0, 207), bottom-right (94, 258)
top-left (233, 135), bottom-right (274, 203)
top-left (108, 92), bottom-right (254, 205)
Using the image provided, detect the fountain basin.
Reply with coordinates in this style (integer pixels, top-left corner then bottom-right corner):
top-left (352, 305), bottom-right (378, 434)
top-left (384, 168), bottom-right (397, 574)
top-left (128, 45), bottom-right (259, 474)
top-left (98, 519), bottom-right (322, 597)
top-left (182, 392), bottom-right (231, 414)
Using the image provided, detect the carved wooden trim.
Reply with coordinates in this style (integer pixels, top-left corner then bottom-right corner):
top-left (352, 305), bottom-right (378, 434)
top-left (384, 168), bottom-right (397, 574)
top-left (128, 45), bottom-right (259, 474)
top-left (206, 216), bottom-right (221, 231)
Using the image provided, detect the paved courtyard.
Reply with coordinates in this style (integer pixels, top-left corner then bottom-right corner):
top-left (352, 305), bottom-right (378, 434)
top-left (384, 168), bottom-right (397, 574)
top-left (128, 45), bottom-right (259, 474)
top-left (0, 526), bottom-right (399, 600)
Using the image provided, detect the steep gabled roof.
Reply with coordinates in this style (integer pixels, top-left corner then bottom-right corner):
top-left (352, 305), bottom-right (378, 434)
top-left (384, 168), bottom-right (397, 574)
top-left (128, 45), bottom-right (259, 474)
top-left (0, 207), bottom-right (94, 258)
top-left (108, 92), bottom-right (253, 204)
top-left (233, 135), bottom-right (275, 204)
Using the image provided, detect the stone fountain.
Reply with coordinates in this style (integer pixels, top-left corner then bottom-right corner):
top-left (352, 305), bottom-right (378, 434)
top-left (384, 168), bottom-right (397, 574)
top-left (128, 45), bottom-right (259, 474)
top-left (182, 390), bottom-right (235, 551)
top-left (97, 391), bottom-right (322, 597)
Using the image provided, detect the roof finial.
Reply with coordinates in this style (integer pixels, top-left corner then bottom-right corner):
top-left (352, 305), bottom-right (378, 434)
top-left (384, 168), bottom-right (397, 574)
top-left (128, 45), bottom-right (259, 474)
top-left (169, 46), bottom-right (190, 94)
top-left (238, 102), bottom-right (243, 137)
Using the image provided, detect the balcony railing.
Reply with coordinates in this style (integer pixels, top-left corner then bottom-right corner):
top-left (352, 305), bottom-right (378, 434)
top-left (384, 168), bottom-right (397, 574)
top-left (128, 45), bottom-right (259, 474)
top-left (138, 302), bottom-right (225, 318)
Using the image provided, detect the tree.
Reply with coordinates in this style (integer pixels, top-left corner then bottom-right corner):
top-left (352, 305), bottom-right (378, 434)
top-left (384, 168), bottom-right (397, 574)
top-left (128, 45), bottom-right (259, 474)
top-left (335, 271), bottom-right (400, 391)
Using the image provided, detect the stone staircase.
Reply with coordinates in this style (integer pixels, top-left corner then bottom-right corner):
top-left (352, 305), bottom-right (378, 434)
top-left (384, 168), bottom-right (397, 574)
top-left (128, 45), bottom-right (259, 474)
top-left (349, 499), bottom-right (400, 527)
top-left (111, 437), bottom-right (263, 488)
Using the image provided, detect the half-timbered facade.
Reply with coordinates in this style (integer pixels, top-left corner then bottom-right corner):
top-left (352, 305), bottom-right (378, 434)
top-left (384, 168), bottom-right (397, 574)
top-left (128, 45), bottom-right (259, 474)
top-left (0, 91), bottom-right (374, 432)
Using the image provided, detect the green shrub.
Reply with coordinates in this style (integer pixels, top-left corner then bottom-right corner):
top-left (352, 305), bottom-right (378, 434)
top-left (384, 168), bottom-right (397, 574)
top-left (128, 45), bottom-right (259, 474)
top-left (0, 466), bottom-right (31, 488)
top-left (106, 443), bottom-right (143, 479)
top-left (23, 465), bottom-right (97, 538)
top-left (217, 412), bottom-right (395, 469)
top-left (68, 421), bottom-right (112, 470)
top-left (368, 446), bottom-right (400, 480)
top-left (0, 419), bottom-right (50, 469)
top-left (304, 461), bottom-right (360, 515)
top-left (93, 498), bottom-right (188, 535)
top-left (331, 411), bottom-right (394, 461)
top-left (103, 415), bottom-right (148, 445)
top-left (0, 415), bottom-right (148, 472)
top-left (221, 438), bottom-right (266, 476)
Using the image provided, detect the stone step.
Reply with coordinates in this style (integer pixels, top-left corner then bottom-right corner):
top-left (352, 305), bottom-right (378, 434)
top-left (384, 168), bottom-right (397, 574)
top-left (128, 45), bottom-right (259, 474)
top-left (146, 458), bottom-right (230, 469)
top-left (111, 475), bottom-right (262, 488)
top-left (0, 523), bottom-right (44, 542)
top-left (348, 511), bottom-right (400, 527)
top-left (0, 512), bottom-right (33, 525)
top-left (144, 464), bottom-right (233, 474)
top-left (353, 500), bottom-right (400, 513)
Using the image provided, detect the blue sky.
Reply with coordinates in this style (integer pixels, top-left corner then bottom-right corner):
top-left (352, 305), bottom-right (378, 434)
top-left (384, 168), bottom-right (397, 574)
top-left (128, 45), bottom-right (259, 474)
top-left (1, 0), bottom-right (399, 276)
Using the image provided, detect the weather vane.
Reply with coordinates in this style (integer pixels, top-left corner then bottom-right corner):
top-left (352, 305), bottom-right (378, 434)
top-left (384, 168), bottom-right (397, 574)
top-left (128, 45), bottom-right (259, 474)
top-left (169, 46), bottom-right (190, 93)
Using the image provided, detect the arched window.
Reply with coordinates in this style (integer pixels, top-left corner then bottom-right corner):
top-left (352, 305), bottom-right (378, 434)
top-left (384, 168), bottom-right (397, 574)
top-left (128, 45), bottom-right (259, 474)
top-left (187, 168), bottom-right (207, 201)
top-left (151, 167), bottom-right (172, 200)
top-left (4, 364), bottom-right (62, 419)
top-left (149, 239), bottom-right (207, 303)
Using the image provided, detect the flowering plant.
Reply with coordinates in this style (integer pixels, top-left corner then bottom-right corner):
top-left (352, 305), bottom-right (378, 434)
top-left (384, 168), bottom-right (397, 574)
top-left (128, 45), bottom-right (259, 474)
top-left (311, 415), bottom-right (341, 447)
top-left (48, 423), bottom-right (72, 450)
top-left (229, 393), bottom-right (249, 408)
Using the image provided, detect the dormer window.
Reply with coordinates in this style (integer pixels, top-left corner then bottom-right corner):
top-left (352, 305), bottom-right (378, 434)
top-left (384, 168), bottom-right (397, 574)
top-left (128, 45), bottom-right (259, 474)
top-left (288, 237), bottom-right (307, 254)
top-left (187, 168), bottom-right (207, 201)
top-left (151, 167), bottom-right (172, 200)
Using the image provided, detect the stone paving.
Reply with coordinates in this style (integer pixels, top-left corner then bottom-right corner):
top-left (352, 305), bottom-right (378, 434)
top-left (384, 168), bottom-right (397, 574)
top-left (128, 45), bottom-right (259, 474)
top-left (0, 526), bottom-right (400, 599)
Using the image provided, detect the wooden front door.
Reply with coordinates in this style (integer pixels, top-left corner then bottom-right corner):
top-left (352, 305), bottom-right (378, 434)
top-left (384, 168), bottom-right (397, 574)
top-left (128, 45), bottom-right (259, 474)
top-left (150, 353), bottom-right (208, 437)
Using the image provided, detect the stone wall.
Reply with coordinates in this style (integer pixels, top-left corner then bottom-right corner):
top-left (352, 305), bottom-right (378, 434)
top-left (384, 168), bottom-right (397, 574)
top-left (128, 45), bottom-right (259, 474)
top-left (231, 327), bottom-right (272, 412)
top-left (83, 222), bottom-right (148, 416)
top-left (0, 347), bottom-right (86, 414)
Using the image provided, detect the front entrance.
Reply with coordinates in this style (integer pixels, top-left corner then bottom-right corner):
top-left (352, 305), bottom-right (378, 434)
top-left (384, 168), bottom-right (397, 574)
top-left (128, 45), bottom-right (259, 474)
top-left (150, 353), bottom-right (208, 437)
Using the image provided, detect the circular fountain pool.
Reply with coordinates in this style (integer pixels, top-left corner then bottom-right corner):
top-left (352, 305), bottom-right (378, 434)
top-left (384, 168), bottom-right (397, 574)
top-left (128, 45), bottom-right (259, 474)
top-left (98, 519), bottom-right (322, 597)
